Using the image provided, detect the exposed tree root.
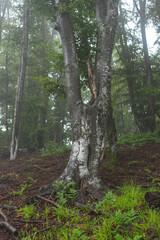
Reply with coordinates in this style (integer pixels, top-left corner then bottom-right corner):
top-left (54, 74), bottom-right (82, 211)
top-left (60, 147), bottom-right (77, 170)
top-left (80, 180), bottom-right (106, 202)
top-left (39, 178), bottom-right (106, 207)
top-left (145, 191), bottom-right (160, 207)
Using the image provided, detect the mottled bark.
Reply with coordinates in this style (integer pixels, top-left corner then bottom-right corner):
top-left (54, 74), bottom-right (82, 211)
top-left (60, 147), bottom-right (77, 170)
top-left (96, 0), bottom-right (118, 154)
top-left (10, 2), bottom-right (29, 160)
top-left (47, 0), bottom-right (119, 190)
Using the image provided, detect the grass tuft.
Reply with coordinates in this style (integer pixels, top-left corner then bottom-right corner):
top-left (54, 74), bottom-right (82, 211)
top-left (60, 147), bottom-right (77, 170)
top-left (15, 182), bottom-right (160, 239)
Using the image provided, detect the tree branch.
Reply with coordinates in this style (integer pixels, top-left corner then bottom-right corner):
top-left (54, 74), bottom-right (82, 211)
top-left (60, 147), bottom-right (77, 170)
top-left (87, 59), bottom-right (97, 99)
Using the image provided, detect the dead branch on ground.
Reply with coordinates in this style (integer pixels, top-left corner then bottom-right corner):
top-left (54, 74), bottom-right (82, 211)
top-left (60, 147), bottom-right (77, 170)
top-left (0, 209), bottom-right (17, 235)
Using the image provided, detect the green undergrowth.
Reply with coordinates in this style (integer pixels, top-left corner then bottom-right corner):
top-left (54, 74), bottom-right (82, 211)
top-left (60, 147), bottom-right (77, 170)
top-left (15, 182), bottom-right (160, 239)
top-left (27, 157), bottom-right (42, 162)
top-left (118, 132), bottom-right (160, 146)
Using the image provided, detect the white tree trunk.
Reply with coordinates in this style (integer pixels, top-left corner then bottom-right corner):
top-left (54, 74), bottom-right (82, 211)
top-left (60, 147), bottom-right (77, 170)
top-left (45, 0), bottom-right (119, 191)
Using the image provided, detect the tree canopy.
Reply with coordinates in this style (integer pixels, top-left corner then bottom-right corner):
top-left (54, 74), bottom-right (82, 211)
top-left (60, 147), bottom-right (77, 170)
top-left (0, 0), bottom-right (159, 153)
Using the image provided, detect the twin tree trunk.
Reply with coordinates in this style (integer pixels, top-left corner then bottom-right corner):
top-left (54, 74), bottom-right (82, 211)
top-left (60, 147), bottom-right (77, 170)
top-left (10, 2), bottom-right (29, 160)
top-left (54, 0), bottom-right (118, 189)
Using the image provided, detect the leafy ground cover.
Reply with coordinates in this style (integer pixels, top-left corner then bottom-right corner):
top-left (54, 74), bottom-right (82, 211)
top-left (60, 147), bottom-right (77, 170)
top-left (0, 142), bottom-right (160, 239)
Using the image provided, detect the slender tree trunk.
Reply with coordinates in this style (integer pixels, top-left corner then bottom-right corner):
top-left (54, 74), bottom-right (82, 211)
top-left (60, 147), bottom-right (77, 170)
top-left (5, 5), bottom-right (10, 145)
top-left (10, 2), bottom-right (29, 160)
top-left (117, 2), bottom-right (154, 133)
top-left (0, 2), bottom-right (2, 46)
top-left (37, 18), bottom-right (49, 149)
top-left (156, 0), bottom-right (160, 21)
top-left (133, 0), bottom-right (156, 132)
top-left (46, 0), bottom-right (119, 191)
top-left (5, 53), bottom-right (9, 144)
top-left (52, 98), bottom-right (66, 146)
top-left (37, 91), bottom-right (48, 149)
top-left (120, 97), bottom-right (125, 136)
top-left (0, 0), bottom-right (9, 47)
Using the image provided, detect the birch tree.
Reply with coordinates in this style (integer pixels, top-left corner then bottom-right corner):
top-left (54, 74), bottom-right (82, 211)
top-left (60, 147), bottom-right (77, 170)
top-left (10, 1), bottom-right (29, 160)
top-left (40, 0), bottom-right (119, 192)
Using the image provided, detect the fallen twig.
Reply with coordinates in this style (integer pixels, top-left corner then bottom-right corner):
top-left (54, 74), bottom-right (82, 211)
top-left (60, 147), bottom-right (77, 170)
top-left (0, 209), bottom-right (17, 235)
top-left (0, 210), bottom-right (8, 222)
top-left (13, 219), bottom-right (41, 224)
top-left (0, 194), bottom-right (10, 201)
top-left (0, 204), bottom-right (17, 210)
top-left (36, 195), bottom-right (58, 207)
top-left (30, 222), bottom-right (69, 238)
top-left (34, 165), bottom-right (49, 172)
top-left (0, 221), bottom-right (17, 234)
top-left (30, 226), bottom-right (53, 237)
top-left (75, 202), bottom-right (98, 215)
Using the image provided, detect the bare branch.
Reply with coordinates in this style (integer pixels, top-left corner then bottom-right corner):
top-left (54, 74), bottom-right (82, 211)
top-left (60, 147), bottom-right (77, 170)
top-left (0, 210), bottom-right (8, 222)
top-left (133, 0), bottom-right (140, 14)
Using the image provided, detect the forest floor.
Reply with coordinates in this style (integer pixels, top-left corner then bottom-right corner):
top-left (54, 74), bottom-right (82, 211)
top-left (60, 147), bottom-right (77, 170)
top-left (0, 143), bottom-right (160, 239)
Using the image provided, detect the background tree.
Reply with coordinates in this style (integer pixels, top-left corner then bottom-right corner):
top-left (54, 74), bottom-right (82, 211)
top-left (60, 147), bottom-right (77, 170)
top-left (115, 2), bottom-right (149, 133)
top-left (112, 0), bottom-right (160, 135)
top-left (133, 0), bottom-right (156, 132)
top-left (0, 0), bottom-right (20, 147)
top-left (10, 1), bottom-right (29, 160)
top-left (0, 0), bottom-right (68, 151)
top-left (1, 0), bottom-right (160, 160)
top-left (0, 0), bottom-right (9, 46)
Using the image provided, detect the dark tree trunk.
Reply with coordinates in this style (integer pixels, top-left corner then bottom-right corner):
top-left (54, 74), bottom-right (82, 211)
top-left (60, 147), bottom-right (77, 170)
top-left (4, 5), bottom-right (10, 145)
top-left (10, 2), bottom-right (29, 160)
top-left (5, 53), bottom-right (9, 144)
top-left (119, 97), bottom-right (125, 136)
top-left (52, 98), bottom-right (66, 146)
top-left (48, 0), bottom-right (119, 190)
top-left (37, 91), bottom-right (48, 149)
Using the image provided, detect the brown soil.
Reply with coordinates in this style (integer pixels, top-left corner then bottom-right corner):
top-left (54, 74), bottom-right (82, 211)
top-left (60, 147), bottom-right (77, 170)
top-left (0, 143), bottom-right (160, 239)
